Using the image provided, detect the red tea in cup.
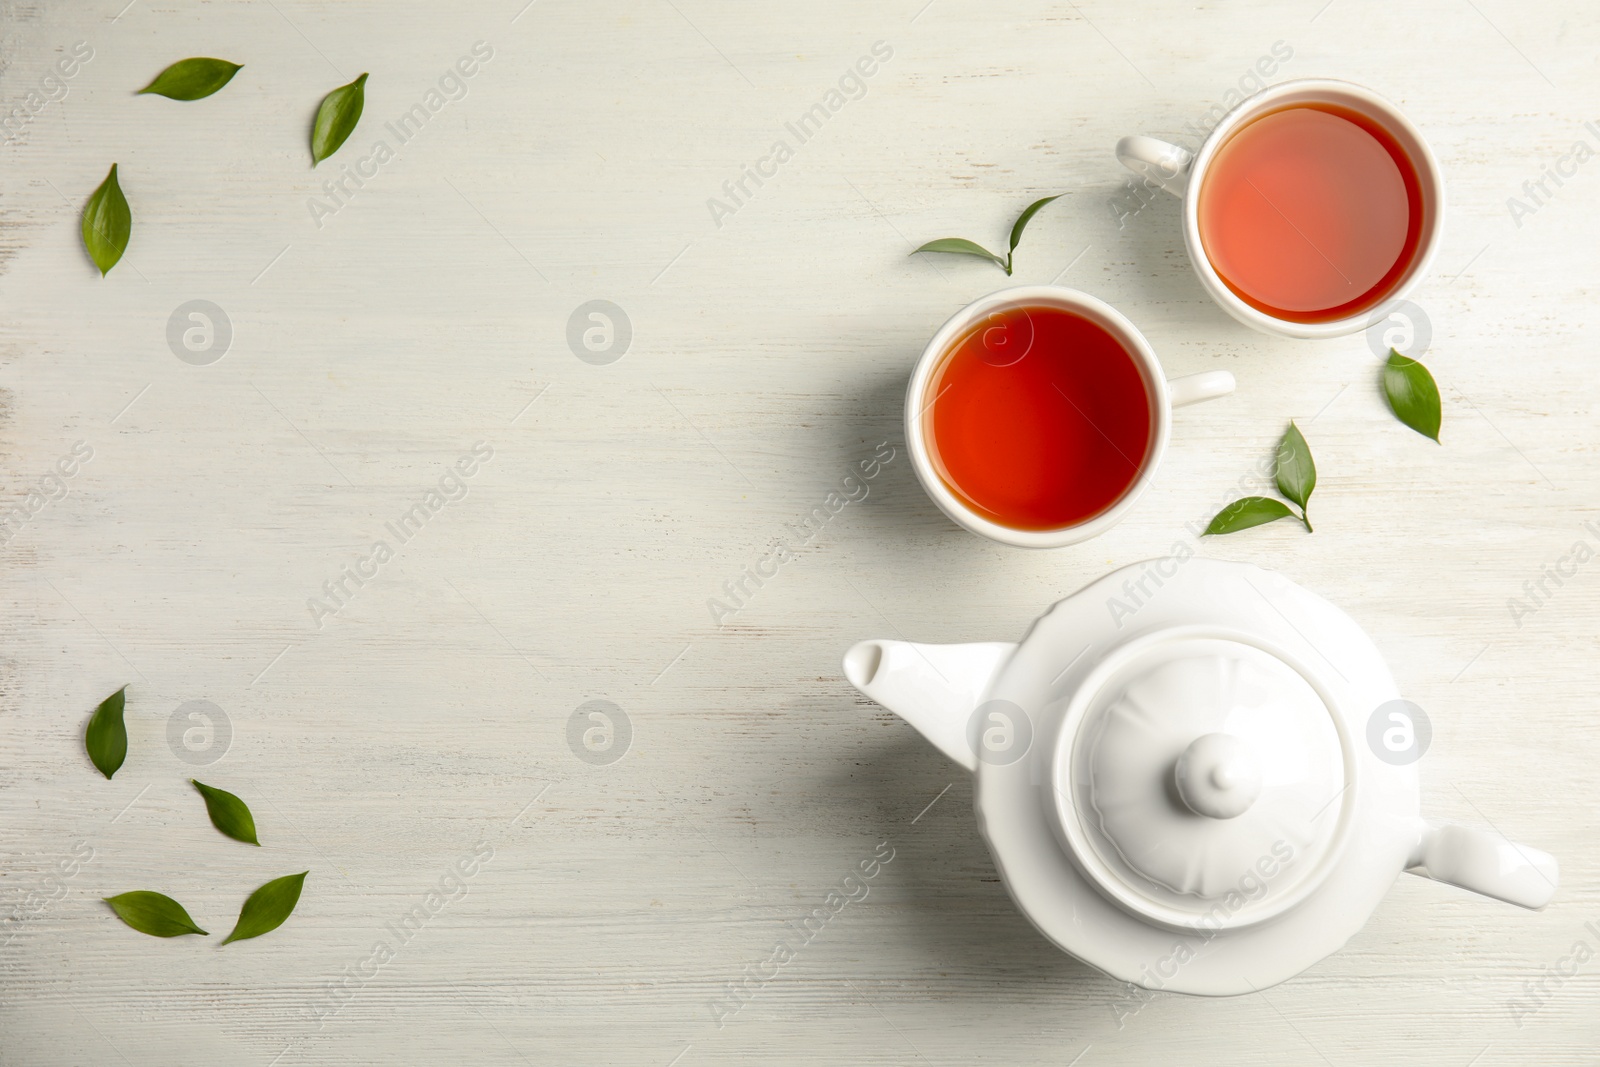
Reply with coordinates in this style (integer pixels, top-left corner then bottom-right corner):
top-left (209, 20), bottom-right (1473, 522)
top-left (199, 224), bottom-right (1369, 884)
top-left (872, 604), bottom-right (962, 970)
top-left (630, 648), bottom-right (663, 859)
top-left (923, 306), bottom-right (1153, 530)
top-left (1197, 103), bottom-right (1424, 324)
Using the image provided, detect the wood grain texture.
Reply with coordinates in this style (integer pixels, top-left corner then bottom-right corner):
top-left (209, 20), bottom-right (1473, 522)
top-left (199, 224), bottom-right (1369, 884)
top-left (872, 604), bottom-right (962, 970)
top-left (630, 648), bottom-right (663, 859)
top-left (1, 0), bottom-right (1597, 1063)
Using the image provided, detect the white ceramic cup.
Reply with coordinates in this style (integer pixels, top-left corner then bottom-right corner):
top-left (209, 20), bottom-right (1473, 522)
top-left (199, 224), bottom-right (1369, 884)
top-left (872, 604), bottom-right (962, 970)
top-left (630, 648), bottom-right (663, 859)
top-left (906, 285), bottom-right (1234, 549)
top-left (1116, 78), bottom-right (1445, 340)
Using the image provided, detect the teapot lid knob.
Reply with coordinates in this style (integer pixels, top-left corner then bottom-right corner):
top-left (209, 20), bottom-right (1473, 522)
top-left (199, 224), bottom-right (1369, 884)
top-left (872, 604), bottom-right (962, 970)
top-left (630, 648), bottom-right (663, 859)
top-left (1174, 733), bottom-right (1262, 820)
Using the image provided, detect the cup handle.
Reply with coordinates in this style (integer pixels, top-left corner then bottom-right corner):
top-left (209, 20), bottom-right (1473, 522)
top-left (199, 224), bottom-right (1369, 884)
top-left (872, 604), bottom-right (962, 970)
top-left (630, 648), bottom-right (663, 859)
top-left (1408, 822), bottom-right (1559, 910)
top-left (1116, 135), bottom-right (1194, 197)
top-left (1167, 370), bottom-right (1235, 408)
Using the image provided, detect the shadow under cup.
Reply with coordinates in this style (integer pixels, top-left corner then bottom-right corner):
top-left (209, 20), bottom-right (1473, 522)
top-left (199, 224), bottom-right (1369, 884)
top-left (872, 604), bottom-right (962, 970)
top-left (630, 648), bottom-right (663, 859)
top-left (918, 302), bottom-right (1158, 537)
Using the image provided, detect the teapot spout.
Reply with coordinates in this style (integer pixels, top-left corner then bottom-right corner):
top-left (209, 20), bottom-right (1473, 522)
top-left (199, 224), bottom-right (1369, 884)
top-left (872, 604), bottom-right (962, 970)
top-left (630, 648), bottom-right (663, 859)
top-left (842, 640), bottom-right (1016, 773)
top-left (1408, 821), bottom-right (1559, 910)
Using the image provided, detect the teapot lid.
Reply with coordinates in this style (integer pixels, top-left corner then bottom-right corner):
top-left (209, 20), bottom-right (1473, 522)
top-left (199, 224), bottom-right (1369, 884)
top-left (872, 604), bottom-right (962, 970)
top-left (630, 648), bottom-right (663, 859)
top-left (1050, 627), bottom-right (1356, 931)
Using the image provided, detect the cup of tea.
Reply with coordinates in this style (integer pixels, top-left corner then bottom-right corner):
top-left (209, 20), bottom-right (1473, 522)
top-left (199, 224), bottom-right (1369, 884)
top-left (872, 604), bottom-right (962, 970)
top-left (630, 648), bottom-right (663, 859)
top-left (1116, 78), bottom-right (1445, 339)
top-left (906, 286), bottom-right (1234, 548)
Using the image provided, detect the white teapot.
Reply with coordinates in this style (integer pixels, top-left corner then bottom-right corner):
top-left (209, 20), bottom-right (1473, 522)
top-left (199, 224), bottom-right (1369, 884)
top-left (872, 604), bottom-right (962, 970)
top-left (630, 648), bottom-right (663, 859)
top-left (843, 558), bottom-right (1557, 995)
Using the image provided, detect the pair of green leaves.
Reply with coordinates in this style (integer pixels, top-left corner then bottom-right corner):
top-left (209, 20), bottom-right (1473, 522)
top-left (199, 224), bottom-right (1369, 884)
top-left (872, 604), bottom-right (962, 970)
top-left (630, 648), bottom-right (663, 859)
top-left (135, 57), bottom-right (365, 164)
top-left (84, 690), bottom-right (259, 843)
top-left (1206, 422), bottom-right (1317, 535)
top-left (105, 872), bottom-right (307, 944)
top-left (912, 195), bottom-right (1060, 276)
top-left (83, 58), bottom-right (243, 275)
top-left (1205, 351), bottom-right (1442, 536)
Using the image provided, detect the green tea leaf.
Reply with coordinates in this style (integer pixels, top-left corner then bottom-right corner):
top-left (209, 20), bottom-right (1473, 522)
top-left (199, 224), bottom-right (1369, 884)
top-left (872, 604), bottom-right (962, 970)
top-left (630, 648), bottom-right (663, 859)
top-left (84, 686), bottom-right (128, 779)
top-left (104, 891), bottom-right (207, 937)
top-left (311, 72), bottom-right (367, 166)
top-left (1008, 195), bottom-right (1061, 254)
top-left (1204, 496), bottom-right (1297, 535)
top-left (1274, 421), bottom-right (1317, 521)
top-left (81, 164), bottom-right (131, 276)
top-left (222, 871), bottom-right (307, 945)
top-left (911, 237), bottom-right (1008, 273)
top-left (191, 779), bottom-right (260, 845)
top-left (138, 58), bottom-right (242, 100)
top-left (1382, 349), bottom-right (1442, 442)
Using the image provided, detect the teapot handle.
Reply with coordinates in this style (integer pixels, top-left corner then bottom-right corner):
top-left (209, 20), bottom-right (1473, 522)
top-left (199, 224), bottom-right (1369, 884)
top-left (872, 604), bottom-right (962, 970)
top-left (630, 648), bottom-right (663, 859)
top-left (1409, 822), bottom-right (1559, 910)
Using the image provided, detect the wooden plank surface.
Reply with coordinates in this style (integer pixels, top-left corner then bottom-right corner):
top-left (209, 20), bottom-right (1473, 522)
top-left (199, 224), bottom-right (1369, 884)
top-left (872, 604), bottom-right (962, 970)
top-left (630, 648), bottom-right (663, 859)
top-left (1, 0), bottom-right (1596, 1063)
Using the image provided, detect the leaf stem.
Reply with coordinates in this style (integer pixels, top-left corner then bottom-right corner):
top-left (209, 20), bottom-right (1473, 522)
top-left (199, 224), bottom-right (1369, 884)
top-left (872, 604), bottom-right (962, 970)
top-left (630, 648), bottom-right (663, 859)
top-left (1300, 509), bottom-right (1313, 533)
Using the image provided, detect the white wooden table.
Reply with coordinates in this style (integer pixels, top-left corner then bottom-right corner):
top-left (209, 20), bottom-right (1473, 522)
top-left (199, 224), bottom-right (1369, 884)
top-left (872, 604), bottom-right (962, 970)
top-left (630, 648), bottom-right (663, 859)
top-left (2, 1), bottom-right (1596, 1063)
